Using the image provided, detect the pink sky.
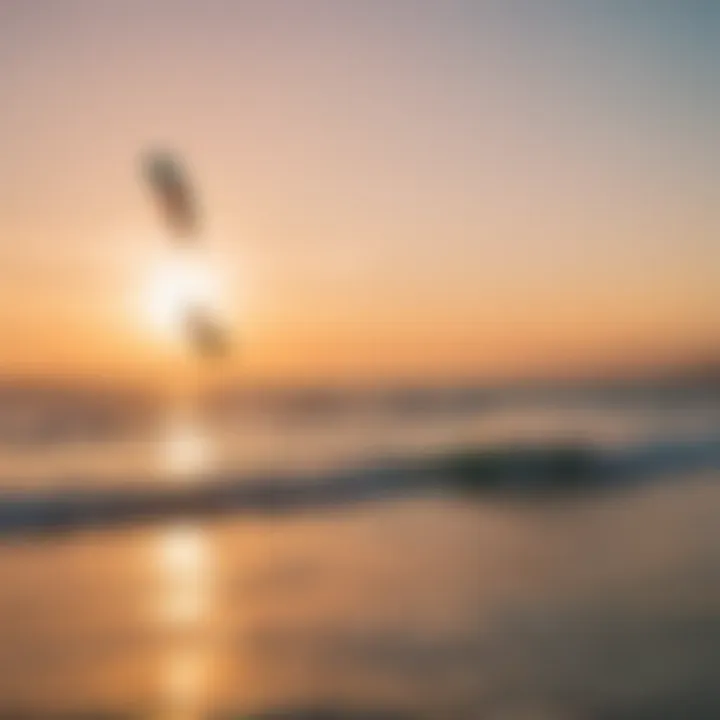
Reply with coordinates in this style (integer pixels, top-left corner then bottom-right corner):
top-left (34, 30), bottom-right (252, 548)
top-left (0, 1), bottom-right (717, 383)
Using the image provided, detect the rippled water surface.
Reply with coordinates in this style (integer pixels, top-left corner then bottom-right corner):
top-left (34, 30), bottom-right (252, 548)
top-left (0, 392), bottom-right (717, 718)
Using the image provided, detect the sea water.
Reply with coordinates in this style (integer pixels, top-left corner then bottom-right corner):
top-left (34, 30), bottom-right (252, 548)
top-left (0, 386), bottom-right (716, 717)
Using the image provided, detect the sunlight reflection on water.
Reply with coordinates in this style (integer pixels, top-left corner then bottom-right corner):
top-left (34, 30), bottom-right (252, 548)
top-left (155, 396), bottom-right (217, 718)
top-left (160, 409), bottom-right (213, 479)
top-left (155, 523), bottom-right (215, 718)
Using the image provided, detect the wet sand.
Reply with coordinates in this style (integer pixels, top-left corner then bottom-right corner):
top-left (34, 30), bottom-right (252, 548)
top-left (0, 471), bottom-right (716, 718)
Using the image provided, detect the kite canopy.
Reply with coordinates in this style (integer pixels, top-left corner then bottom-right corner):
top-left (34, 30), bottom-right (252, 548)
top-left (144, 152), bottom-right (200, 242)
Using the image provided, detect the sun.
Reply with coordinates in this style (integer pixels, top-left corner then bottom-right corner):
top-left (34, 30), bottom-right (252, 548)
top-left (143, 248), bottom-right (219, 342)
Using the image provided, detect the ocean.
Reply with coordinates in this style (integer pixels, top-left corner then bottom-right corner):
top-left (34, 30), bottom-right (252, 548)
top-left (0, 384), bottom-right (717, 718)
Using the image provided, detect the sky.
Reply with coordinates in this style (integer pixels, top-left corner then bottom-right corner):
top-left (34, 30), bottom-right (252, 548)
top-left (0, 0), bottom-right (718, 385)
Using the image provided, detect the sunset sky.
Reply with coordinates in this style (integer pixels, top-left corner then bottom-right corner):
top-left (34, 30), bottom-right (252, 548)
top-left (0, 1), bottom-right (718, 384)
